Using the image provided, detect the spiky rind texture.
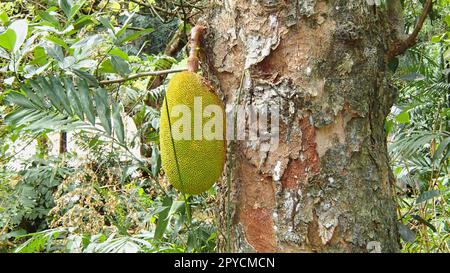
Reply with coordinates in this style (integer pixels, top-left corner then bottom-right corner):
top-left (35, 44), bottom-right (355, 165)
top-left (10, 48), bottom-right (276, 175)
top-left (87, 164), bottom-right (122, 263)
top-left (160, 71), bottom-right (226, 195)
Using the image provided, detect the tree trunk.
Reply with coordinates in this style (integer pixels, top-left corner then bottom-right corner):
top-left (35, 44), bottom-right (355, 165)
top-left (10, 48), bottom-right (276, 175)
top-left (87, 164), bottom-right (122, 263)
top-left (202, 0), bottom-right (400, 252)
top-left (59, 131), bottom-right (67, 154)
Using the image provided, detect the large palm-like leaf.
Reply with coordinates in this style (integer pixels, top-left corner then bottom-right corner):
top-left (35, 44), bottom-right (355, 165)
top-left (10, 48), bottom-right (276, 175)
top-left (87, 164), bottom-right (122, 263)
top-left (4, 76), bottom-right (126, 144)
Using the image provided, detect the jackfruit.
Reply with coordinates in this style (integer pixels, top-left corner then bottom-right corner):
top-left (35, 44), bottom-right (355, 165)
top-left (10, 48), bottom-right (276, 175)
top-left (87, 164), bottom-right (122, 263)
top-left (160, 71), bottom-right (226, 195)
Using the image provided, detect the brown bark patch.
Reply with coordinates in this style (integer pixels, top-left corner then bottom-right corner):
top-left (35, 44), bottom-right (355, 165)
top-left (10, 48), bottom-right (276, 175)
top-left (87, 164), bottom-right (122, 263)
top-left (307, 214), bottom-right (322, 251)
top-left (280, 117), bottom-right (320, 190)
top-left (281, 159), bottom-right (301, 189)
top-left (299, 117), bottom-right (320, 173)
top-left (237, 159), bottom-right (277, 252)
top-left (239, 207), bottom-right (277, 252)
top-left (238, 159), bottom-right (276, 207)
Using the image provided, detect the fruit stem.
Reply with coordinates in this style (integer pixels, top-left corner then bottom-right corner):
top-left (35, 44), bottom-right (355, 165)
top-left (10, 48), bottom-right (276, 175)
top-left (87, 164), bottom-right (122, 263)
top-left (187, 25), bottom-right (205, 73)
top-left (183, 193), bottom-right (192, 224)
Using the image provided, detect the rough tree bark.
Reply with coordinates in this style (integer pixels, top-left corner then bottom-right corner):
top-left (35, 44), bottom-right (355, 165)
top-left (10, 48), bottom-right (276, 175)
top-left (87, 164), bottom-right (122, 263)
top-left (201, 0), bottom-right (406, 253)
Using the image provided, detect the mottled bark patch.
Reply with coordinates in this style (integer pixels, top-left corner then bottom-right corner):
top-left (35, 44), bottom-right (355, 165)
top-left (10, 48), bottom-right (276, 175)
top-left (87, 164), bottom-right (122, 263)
top-left (317, 202), bottom-right (339, 245)
top-left (307, 213), bottom-right (323, 250)
top-left (280, 116), bottom-right (320, 190)
top-left (315, 112), bottom-right (347, 157)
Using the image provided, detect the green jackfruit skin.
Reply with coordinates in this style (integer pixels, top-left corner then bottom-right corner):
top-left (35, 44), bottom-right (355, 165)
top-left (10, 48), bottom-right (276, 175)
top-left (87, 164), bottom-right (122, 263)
top-left (160, 71), bottom-right (226, 195)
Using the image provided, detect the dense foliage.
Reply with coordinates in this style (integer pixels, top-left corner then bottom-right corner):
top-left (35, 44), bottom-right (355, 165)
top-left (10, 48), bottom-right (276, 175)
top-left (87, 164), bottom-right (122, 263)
top-left (388, 0), bottom-right (450, 252)
top-left (0, 0), bottom-right (214, 253)
top-left (0, 0), bottom-right (448, 253)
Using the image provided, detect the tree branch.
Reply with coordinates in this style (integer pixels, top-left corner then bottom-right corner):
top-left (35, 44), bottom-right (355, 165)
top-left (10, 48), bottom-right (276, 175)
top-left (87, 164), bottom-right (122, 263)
top-left (187, 25), bottom-right (205, 73)
top-left (99, 68), bottom-right (187, 85)
top-left (386, 0), bottom-right (433, 61)
top-left (100, 26), bottom-right (205, 85)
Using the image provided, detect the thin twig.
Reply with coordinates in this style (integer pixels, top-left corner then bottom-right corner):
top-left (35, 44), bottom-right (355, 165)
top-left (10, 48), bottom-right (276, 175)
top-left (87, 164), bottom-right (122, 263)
top-left (99, 68), bottom-right (187, 85)
top-left (129, 0), bottom-right (176, 16)
top-left (170, 0), bottom-right (206, 11)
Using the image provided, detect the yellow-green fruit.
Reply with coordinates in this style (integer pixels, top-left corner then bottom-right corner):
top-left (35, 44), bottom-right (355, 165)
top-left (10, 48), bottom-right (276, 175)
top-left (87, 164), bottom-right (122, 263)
top-left (160, 71), bottom-right (226, 195)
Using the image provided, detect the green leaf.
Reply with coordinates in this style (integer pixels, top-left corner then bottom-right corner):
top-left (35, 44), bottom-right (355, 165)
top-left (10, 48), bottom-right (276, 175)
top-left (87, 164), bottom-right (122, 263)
top-left (0, 28), bottom-right (16, 51)
top-left (109, 47), bottom-right (129, 61)
top-left (8, 109), bottom-right (44, 126)
top-left (445, 14), bottom-right (450, 27)
top-left (0, 11), bottom-right (9, 25)
top-left (9, 19), bottom-right (28, 52)
top-left (50, 76), bottom-right (73, 115)
top-left (398, 223), bottom-right (416, 243)
top-left (29, 79), bottom-right (50, 108)
top-left (6, 91), bottom-right (35, 109)
top-left (99, 59), bottom-right (116, 73)
top-left (22, 85), bottom-right (45, 109)
top-left (151, 146), bottom-right (161, 177)
top-left (24, 63), bottom-right (50, 79)
top-left (117, 28), bottom-right (153, 45)
top-left (64, 78), bottom-right (84, 120)
top-left (44, 43), bottom-right (64, 62)
top-left (72, 69), bottom-right (99, 87)
top-left (98, 17), bottom-right (114, 32)
top-left (399, 72), bottom-right (425, 81)
top-left (59, 0), bottom-right (72, 18)
top-left (71, 34), bottom-right (103, 58)
top-left (74, 14), bottom-right (93, 30)
top-left (115, 13), bottom-right (135, 38)
top-left (385, 119), bottom-right (394, 135)
top-left (38, 77), bottom-right (65, 113)
top-left (433, 137), bottom-right (450, 162)
top-left (168, 201), bottom-right (185, 219)
top-left (94, 88), bottom-right (112, 135)
top-left (112, 102), bottom-right (125, 143)
top-left (444, 48), bottom-right (450, 61)
top-left (5, 109), bottom-right (41, 125)
top-left (171, 214), bottom-right (185, 240)
top-left (30, 46), bottom-right (48, 66)
top-left (27, 112), bottom-right (74, 131)
top-left (0, 229), bottom-right (26, 241)
top-left (77, 79), bottom-right (96, 125)
top-left (4, 77), bottom-right (15, 85)
top-left (154, 196), bottom-right (172, 241)
top-left (69, 0), bottom-right (86, 20)
top-left (109, 1), bottom-right (121, 12)
top-left (45, 35), bottom-right (69, 49)
top-left (416, 190), bottom-right (440, 204)
top-left (59, 56), bottom-right (76, 70)
top-left (38, 11), bottom-right (60, 28)
top-left (395, 111), bottom-right (410, 124)
top-left (431, 35), bottom-right (442, 43)
top-left (110, 56), bottom-right (131, 76)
